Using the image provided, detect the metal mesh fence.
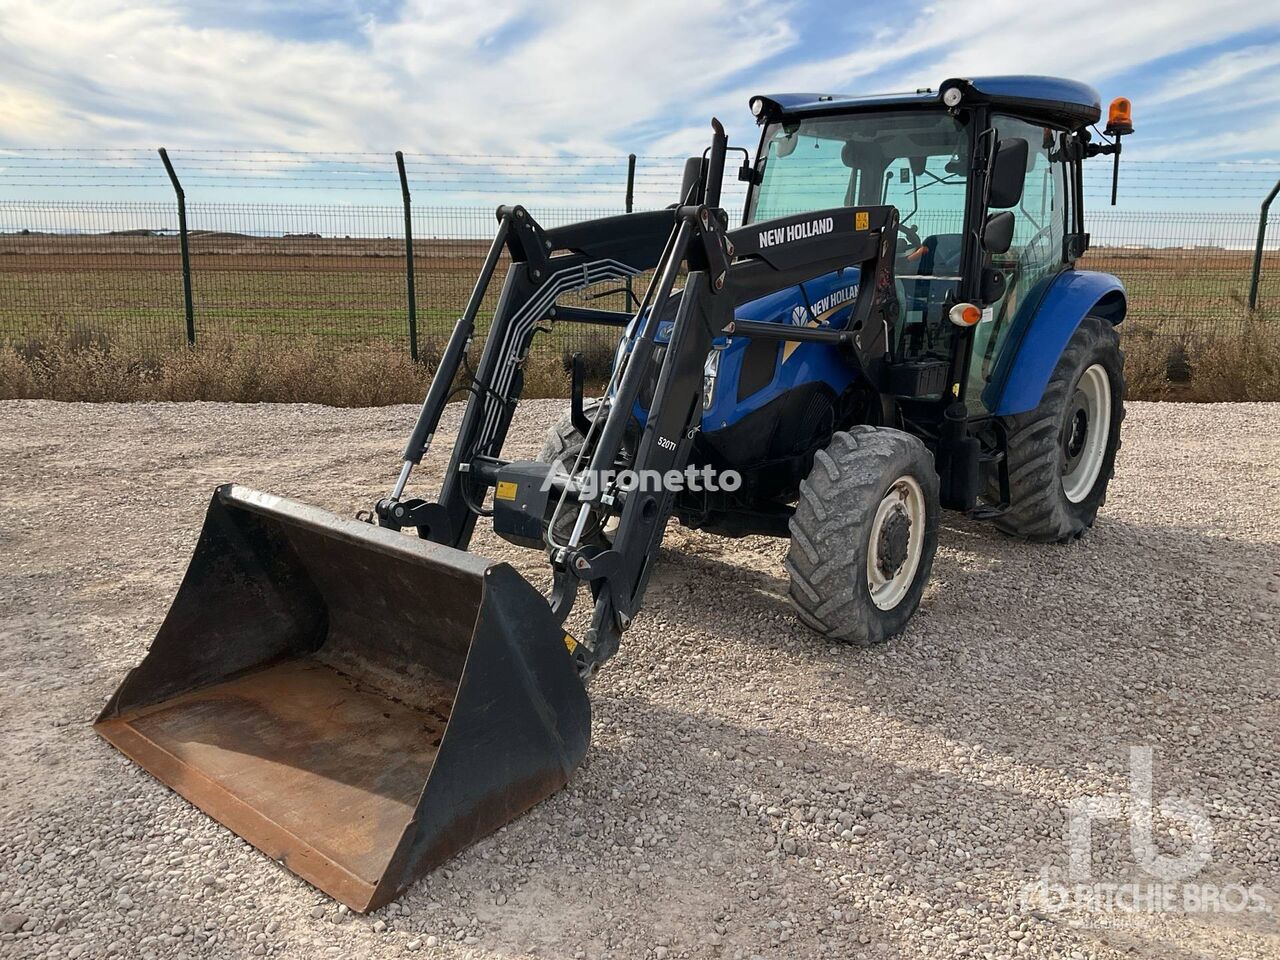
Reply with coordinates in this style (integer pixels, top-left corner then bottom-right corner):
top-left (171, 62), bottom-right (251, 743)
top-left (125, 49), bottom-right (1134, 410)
top-left (0, 200), bottom-right (637, 362)
top-left (185, 203), bottom-right (406, 347)
top-left (1, 150), bottom-right (1277, 363)
top-left (0, 200), bottom-right (186, 352)
top-left (1082, 212), bottom-right (1276, 338)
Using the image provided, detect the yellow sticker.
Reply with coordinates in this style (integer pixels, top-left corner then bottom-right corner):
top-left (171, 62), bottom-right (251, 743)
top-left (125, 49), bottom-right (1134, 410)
top-left (563, 633), bottom-right (578, 654)
top-left (495, 480), bottom-right (519, 501)
top-left (855, 211), bottom-right (869, 230)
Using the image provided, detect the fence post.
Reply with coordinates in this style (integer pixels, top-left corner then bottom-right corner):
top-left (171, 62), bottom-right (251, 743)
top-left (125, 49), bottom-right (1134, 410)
top-left (625, 153), bottom-right (636, 214)
top-left (1248, 177), bottom-right (1280, 311)
top-left (158, 148), bottom-right (195, 345)
top-left (395, 151), bottom-right (419, 361)
top-left (624, 153), bottom-right (637, 308)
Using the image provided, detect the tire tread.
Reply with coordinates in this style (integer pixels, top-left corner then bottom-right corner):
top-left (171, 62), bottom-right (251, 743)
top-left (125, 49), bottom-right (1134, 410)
top-left (993, 314), bottom-right (1126, 543)
top-left (786, 426), bottom-right (940, 645)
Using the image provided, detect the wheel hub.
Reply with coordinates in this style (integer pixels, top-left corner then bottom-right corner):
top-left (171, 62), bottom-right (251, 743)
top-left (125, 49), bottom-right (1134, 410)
top-left (876, 506), bottom-right (911, 577)
top-left (865, 475), bottom-right (928, 613)
top-left (1062, 391), bottom-right (1089, 473)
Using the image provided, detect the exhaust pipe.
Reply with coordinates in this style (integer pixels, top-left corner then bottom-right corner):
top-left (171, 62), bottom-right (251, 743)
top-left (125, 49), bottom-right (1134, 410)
top-left (95, 484), bottom-right (590, 911)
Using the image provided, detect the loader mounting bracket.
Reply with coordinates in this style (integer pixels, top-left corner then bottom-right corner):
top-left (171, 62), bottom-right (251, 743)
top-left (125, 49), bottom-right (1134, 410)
top-left (679, 203), bottom-right (733, 289)
top-left (375, 496), bottom-right (453, 538)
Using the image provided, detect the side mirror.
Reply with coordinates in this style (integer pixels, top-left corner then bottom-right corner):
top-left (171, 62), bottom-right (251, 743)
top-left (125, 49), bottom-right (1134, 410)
top-left (987, 137), bottom-right (1028, 209)
top-left (679, 156), bottom-right (707, 205)
top-left (983, 210), bottom-right (1016, 254)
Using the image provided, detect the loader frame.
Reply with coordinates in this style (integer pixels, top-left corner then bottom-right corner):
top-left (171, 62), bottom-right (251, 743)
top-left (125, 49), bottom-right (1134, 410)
top-left (374, 168), bottom-right (903, 671)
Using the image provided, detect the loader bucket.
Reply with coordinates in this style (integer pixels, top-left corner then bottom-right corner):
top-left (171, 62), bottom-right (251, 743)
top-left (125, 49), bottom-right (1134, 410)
top-left (94, 484), bottom-right (590, 912)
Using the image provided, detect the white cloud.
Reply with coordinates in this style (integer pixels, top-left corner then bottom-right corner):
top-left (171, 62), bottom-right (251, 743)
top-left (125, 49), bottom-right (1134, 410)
top-left (0, 0), bottom-right (1277, 167)
top-left (0, 0), bottom-right (797, 154)
top-left (877, 0), bottom-right (1279, 88)
top-left (641, 0), bottom-right (1280, 160)
top-left (1145, 44), bottom-right (1280, 106)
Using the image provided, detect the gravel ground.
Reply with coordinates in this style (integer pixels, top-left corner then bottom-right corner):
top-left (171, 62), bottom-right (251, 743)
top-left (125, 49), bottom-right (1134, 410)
top-left (0, 399), bottom-right (1277, 960)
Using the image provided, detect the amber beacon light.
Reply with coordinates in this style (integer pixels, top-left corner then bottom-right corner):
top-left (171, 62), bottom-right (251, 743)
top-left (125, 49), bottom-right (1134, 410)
top-left (1106, 97), bottom-right (1133, 137)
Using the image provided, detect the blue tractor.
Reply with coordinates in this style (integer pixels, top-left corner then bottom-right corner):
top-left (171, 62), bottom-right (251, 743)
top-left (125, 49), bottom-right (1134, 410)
top-left (96, 76), bottom-right (1134, 910)
top-left (539, 75), bottom-right (1132, 644)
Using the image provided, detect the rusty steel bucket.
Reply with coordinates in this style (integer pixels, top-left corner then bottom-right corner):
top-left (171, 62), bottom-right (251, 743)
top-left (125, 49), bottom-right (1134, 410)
top-left (95, 484), bottom-right (590, 912)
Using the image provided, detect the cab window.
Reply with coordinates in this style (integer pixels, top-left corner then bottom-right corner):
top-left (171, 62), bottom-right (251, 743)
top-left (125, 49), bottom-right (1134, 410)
top-left (748, 112), bottom-right (971, 365)
top-left (752, 133), bottom-right (856, 221)
top-left (881, 151), bottom-right (967, 246)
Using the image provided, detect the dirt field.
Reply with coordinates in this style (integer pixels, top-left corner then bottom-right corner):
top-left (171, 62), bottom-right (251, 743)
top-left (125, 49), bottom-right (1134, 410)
top-left (1, 232), bottom-right (1276, 352)
top-left (0, 399), bottom-right (1277, 960)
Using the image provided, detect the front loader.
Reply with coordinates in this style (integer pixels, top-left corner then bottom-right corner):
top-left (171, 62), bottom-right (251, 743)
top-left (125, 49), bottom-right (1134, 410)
top-left (97, 76), bottom-right (1132, 910)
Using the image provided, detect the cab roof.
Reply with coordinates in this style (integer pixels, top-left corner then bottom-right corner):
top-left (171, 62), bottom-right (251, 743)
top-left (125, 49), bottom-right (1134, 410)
top-left (753, 76), bottom-right (1102, 131)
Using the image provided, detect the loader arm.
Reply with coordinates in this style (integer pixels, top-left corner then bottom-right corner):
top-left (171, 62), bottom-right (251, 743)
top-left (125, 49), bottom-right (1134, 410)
top-left (378, 196), bottom-right (899, 670)
top-left (376, 205), bottom-right (674, 545)
top-left (565, 202), bottom-right (901, 663)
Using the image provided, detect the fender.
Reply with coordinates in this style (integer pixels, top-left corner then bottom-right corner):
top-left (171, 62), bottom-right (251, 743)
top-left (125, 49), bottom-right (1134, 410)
top-left (984, 270), bottom-right (1126, 417)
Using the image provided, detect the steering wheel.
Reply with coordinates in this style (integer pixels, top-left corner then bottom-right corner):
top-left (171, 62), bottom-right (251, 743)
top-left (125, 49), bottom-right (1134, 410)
top-left (898, 222), bottom-right (922, 247)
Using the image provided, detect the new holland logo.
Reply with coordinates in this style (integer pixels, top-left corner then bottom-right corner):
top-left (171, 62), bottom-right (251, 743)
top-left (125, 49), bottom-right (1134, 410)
top-left (782, 283), bottom-right (859, 363)
top-left (809, 285), bottom-right (858, 318)
top-left (758, 216), bottom-right (835, 249)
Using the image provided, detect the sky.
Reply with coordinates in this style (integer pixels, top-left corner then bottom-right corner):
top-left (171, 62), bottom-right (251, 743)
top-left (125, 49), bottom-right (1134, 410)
top-left (0, 0), bottom-right (1278, 218)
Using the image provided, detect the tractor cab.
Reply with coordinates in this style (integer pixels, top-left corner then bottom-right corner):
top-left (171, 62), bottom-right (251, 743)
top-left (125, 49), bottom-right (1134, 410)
top-left (748, 104), bottom-right (968, 357)
top-left (741, 76), bottom-right (1120, 415)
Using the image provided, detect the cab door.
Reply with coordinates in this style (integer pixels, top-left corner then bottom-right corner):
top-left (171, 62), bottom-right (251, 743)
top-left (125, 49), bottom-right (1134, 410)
top-left (966, 117), bottom-right (1070, 409)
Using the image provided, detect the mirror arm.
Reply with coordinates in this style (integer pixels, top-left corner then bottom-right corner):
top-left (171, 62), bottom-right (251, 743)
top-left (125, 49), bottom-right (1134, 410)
top-left (976, 126), bottom-right (997, 208)
top-left (726, 146), bottom-right (757, 184)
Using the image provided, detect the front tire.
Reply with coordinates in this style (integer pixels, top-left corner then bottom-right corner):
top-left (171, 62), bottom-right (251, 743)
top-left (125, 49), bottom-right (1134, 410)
top-left (786, 427), bottom-right (940, 644)
top-left (537, 401), bottom-right (608, 546)
top-left (994, 314), bottom-right (1125, 542)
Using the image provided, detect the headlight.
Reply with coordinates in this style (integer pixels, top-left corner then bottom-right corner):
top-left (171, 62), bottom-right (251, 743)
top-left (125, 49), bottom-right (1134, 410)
top-left (703, 348), bottom-right (722, 410)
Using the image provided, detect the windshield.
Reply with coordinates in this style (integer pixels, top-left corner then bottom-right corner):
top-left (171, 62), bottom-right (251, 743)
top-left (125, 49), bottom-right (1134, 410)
top-left (747, 110), bottom-right (970, 239)
top-left (747, 109), bottom-right (973, 378)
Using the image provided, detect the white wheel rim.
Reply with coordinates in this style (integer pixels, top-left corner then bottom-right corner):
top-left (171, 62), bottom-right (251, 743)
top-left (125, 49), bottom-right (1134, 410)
top-left (866, 475), bottom-right (926, 611)
top-left (1061, 363), bottom-right (1112, 504)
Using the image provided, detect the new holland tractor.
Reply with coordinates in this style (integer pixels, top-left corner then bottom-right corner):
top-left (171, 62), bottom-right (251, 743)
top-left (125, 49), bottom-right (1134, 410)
top-left (96, 76), bottom-right (1133, 910)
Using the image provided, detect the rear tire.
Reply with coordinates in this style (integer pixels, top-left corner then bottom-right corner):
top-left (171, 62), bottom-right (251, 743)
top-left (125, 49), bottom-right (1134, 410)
top-left (993, 314), bottom-right (1125, 542)
top-left (786, 426), bottom-right (940, 644)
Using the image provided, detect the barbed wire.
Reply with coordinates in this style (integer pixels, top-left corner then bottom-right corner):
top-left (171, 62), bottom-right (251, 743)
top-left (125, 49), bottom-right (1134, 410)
top-left (3, 147), bottom-right (1278, 167)
top-left (0, 148), bottom-right (1276, 212)
top-left (4, 146), bottom-right (1279, 165)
